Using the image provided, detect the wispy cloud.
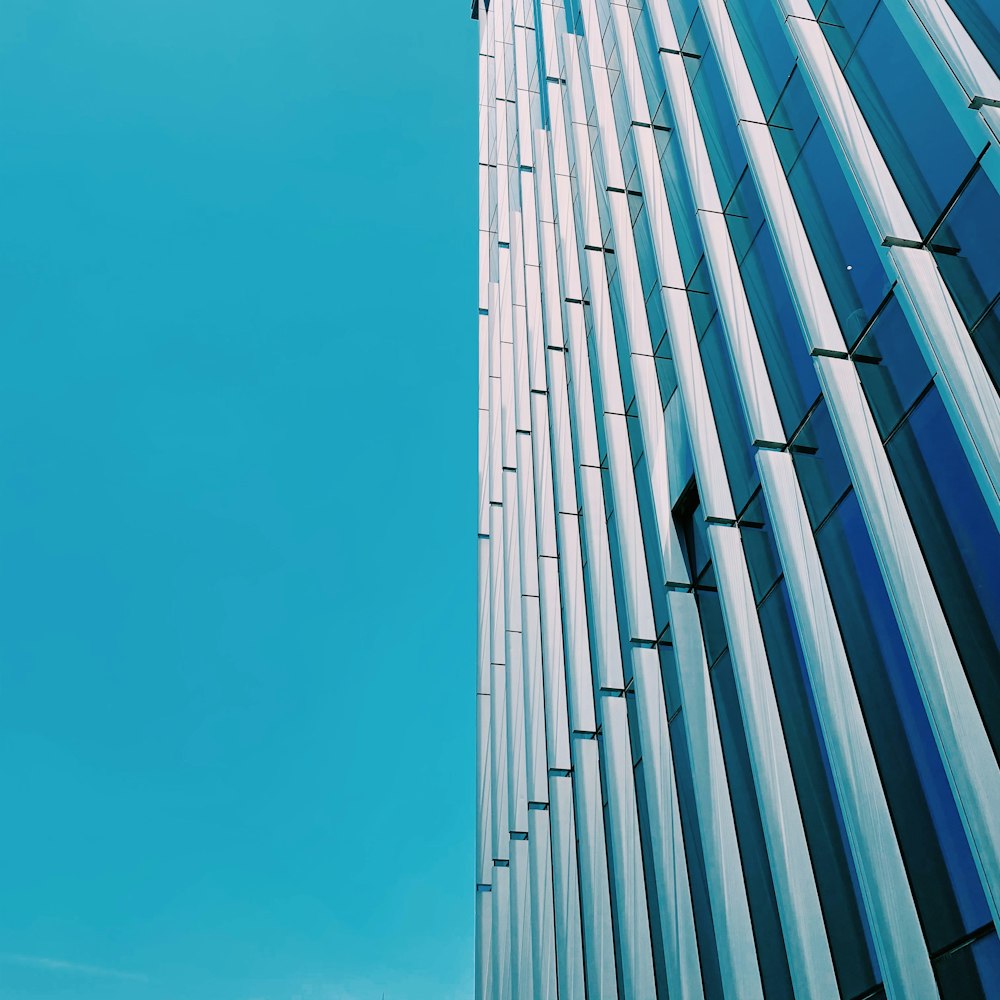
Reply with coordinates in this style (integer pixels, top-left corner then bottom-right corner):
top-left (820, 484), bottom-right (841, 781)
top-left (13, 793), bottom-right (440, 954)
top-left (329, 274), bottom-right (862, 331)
top-left (0, 953), bottom-right (149, 983)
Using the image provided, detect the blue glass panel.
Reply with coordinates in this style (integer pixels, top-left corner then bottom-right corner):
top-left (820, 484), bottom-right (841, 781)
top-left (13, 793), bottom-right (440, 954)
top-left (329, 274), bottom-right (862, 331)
top-left (632, 754), bottom-right (671, 997)
top-left (886, 388), bottom-right (1000, 764)
top-left (633, 10), bottom-right (669, 125)
top-left (699, 318), bottom-right (759, 513)
top-left (738, 492), bottom-right (782, 603)
top-left (632, 194), bottom-right (660, 304)
top-left (659, 133), bottom-right (704, 284)
top-left (789, 401), bottom-right (851, 530)
top-left (815, 492), bottom-right (992, 952)
top-left (853, 292), bottom-right (934, 437)
top-left (818, 0), bottom-right (880, 63)
top-left (787, 126), bottom-right (890, 342)
top-left (844, 4), bottom-right (976, 237)
top-left (724, 168), bottom-right (766, 264)
top-left (934, 930), bottom-right (1000, 1000)
top-left (688, 46), bottom-right (748, 208)
top-left (677, 492), bottom-right (712, 583)
top-left (659, 639), bottom-right (681, 719)
top-left (724, 0), bottom-right (796, 119)
top-left (740, 224), bottom-right (823, 434)
top-left (710, 651), bottom-right (795, 1000)
top-left (695, 565), bottom-right (727, 666)
top-left (947, 0), bottom-right (1000, 76)
top-left (970, 298), bottom-right (1000, 392)
top-left (757, 581), bottom-right (879, 999)
top-left (768, 67), bottom-right (819, 174)
top-left (931, 164), bottom-right (1000, 330)
top-left (670, 709), bottom-right (727, 1000)
top-left (633, 450), bottom-right (672, 636)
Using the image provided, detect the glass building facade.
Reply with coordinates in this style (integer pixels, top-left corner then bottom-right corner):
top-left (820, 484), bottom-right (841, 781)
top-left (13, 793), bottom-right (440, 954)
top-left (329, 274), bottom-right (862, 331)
top-left (473, 0), bottom-right (1000, 996)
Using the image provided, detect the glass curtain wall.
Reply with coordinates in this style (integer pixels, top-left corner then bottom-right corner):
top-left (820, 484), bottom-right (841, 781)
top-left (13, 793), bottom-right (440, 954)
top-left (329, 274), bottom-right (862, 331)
top-left (473, 0), bottom-right (1000, 996)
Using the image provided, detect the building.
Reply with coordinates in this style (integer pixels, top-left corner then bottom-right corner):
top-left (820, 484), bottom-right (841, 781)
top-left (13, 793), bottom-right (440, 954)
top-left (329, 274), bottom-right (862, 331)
top-left (473, 0), bottom-right (1000, 997)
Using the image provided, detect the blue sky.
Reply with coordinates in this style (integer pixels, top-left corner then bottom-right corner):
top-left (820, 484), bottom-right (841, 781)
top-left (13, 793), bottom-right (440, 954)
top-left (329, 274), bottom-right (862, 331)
top-left (0, 3), bottom-right (476, 999)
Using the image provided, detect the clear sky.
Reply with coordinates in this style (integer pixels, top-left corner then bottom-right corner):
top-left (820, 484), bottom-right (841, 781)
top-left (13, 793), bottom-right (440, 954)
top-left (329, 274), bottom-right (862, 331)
top-left (0, 3), bottom-right (476, 999)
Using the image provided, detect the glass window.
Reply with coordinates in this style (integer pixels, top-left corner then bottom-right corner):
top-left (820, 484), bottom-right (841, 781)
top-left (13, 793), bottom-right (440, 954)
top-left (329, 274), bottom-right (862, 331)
top-left (969, 297), bottom-right (1000, 392)
top-left (659, 132), bottom-right (704, 285)
top-left (675, 487), bottom-right (712, 583)
top-left (740, 224), bottom-right (823, 434)
top-left (853, 292), bottom-right (934, 438)
top-left (725, 0), bottom-right (796, 119)
top-left (934, 929), bottom-right (1000, 1000)
top-left (659, 637), bottom-right (682, 720)
top-left (710, 651), bottom-right (795, 1000)
top-left (632, 450), bottom-right (673, 636)
top-left (633, 9), bottom-right (669, 126)
top-left (886, 388), bottom-right (1000, 765)
top-left (816, 491), bottom-right (993, 954)
top-left (688, 257), bottom-right (717, 338)
top-left (768, 66), bottom-right (819, 174)
top-left (931, 163), bottom-right (1000, 331)
top-left (787, 125), bottom-right (890, 343)
top-left (947, 0), bottom-right (1000, 77)
top-left (844, 3), bottom-right (976, 237)
top-left (818, 0), bottom-right (880, 63)
top-left (663, 0), bottom-right (702, 53)
top-left (669, 709), bottom-right (727, 1000)
top-left (632, 753), bottom-right (672, 996)
top-left (738, 491), bottom-right (782, 603)
top-left (724, 168), bottom-right (766, 264)
top-left (789, 400), bottom-right (851, 530)
top-left (689, 46), bottom-right (748, 208)
top-left (699, 317), bottom-right (760, 513)
top-left (695, 565), bottom-right (727, 667)
top-left (632, 193), bottom-right (660, 305)
top-left (757, 581), bottom-right (880, 999)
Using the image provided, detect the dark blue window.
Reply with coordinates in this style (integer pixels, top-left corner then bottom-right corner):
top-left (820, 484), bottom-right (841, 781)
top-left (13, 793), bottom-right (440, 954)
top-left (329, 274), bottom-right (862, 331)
top-left (816, 491), bottom-right (992, 953)
top-left (844, 3), bottom-right (977, 237)
top-left (934, 929), bottom-right (1000, 999)
top-left (947, 0), bottom-right (1000, 77)
top-left (757, 580), bottom-right (880, 999)
top-left (724, 0), bottom-right (796, 119)
top-left (789, 400), bottom-right (851, 530)
top-left (710, 651), bottom-right (794, 1000)
top-left (885, 388), bottom-right (1000, 765)
top-left (931, 163), bottom-right (1000, 333)
top-left (740, 224), bottom-right (822, 434)
top-left (787, 125), bottom-right (890, 342)
top-left (670, 709), bottom-right (726, 1000)
top-left (853, 292), bottom-right (934, 438)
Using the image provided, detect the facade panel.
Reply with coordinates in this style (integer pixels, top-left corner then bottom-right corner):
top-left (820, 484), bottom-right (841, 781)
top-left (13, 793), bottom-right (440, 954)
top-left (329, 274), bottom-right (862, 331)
top-left (473, 0), bottom-right (1000, 996)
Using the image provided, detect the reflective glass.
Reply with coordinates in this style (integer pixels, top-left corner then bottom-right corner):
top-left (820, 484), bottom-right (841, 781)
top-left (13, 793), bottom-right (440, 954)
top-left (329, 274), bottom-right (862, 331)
top-left (853, 292), bottom-right (934, 438)
top-left (710, 651), bottom-right (794, 1000)
top-left (757, 581), bottom-right (879, 999)
top-left (931, 164), bottom-right (1000, 331)
top-left (886, 388), bottom-right (1000, 765)
top-left (816, 491), bottom-right (992, 953)
top-left (844, 4), bottom-right (976, 236)
top-left (789, 400), bottom-right (851, 530)
top-left (787, 126), bottom-right (890, 342)
top-left (725, 0), bottom-right (796, 118)
top-left (947, 0), bottom-right (1000, 76)
top-left (740, 224), bottom-right (822, 434)
top-left (670, 709), bottom-right (727, 1000)
top-left (699, 318), bottom-right (760, 513)
top-left (934, 930), bottom-right (1000, 1000)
